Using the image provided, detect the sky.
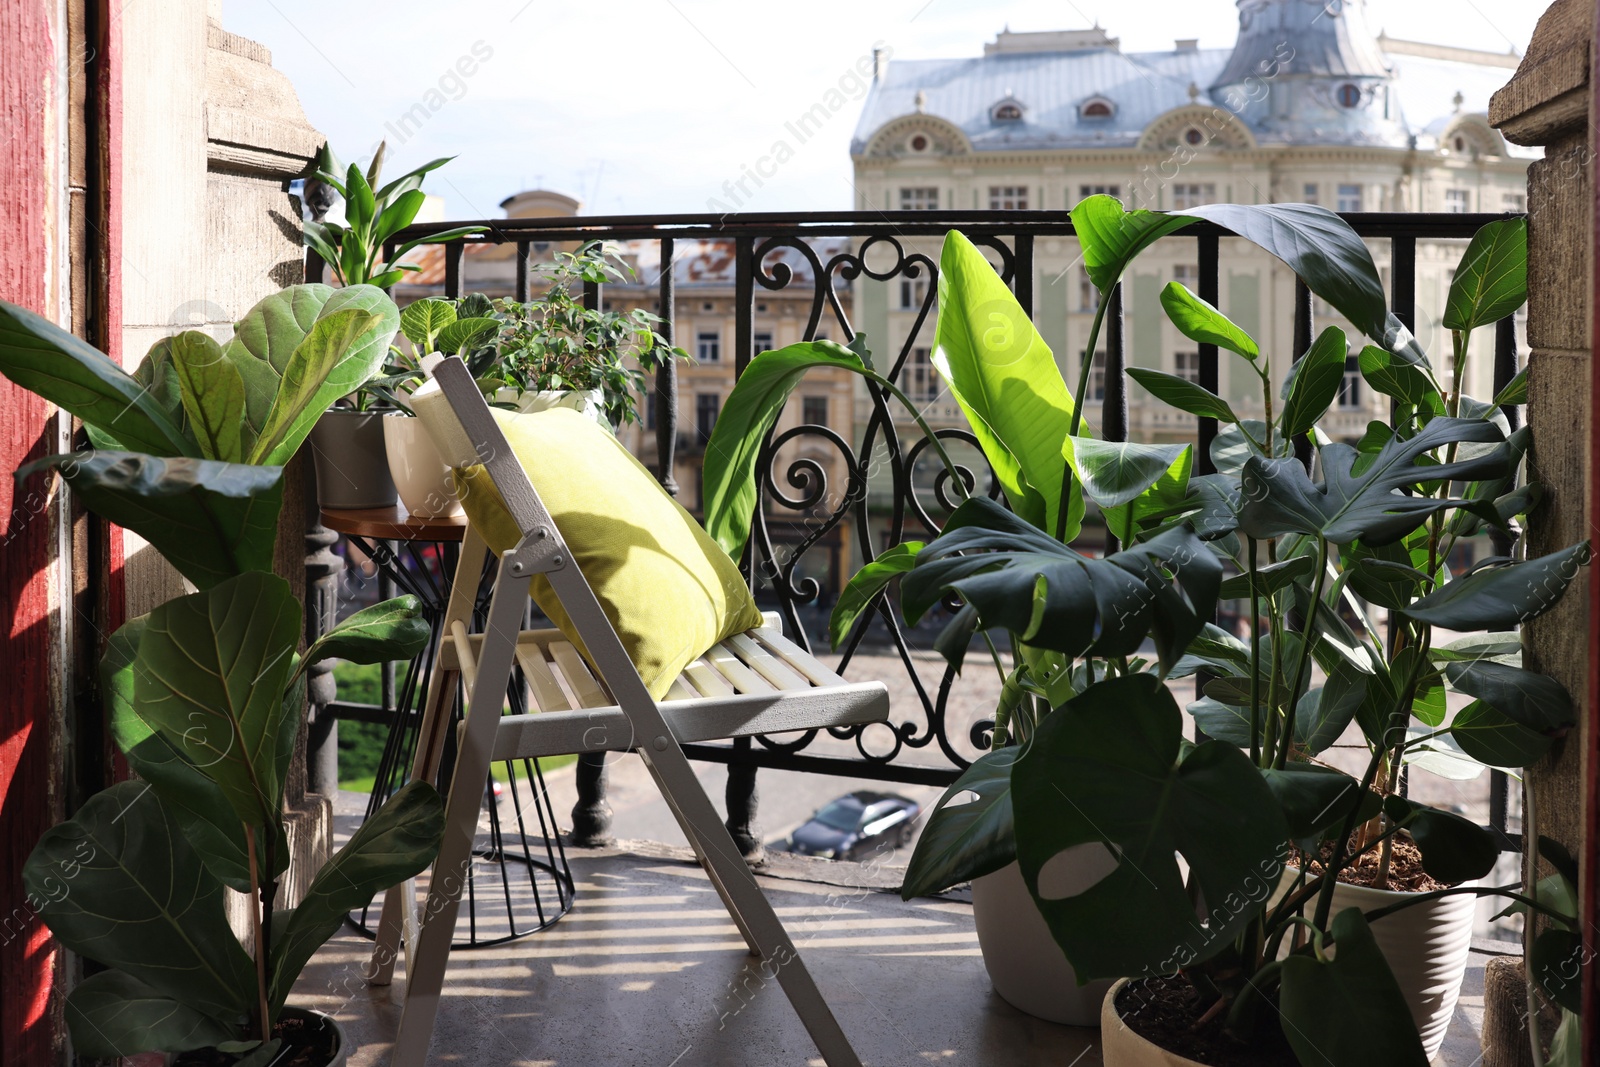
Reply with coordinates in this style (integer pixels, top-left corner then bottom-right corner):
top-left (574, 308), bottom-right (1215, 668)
top-left (223, 0), bottom-right (1544, 220)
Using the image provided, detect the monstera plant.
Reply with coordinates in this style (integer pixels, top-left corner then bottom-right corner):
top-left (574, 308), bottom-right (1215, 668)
top-left (2, 286), bottom-right (445, 1062)
top-left (706, 198), bottom-right (1584, 1064)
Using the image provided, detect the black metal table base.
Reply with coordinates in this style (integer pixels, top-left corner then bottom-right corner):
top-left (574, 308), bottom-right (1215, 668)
top-left (337, 534), bottom-right (575, 949)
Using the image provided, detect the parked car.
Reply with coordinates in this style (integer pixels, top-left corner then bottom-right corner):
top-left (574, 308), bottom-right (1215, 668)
top-left (787, 791), bottom-right (920, 861)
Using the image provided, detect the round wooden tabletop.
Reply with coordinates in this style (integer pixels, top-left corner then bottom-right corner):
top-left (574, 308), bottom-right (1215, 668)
top-left (319, 503), bottom-right (468, 542)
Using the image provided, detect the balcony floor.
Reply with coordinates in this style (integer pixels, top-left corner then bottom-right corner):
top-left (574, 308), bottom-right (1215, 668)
top-left (295, 807), bottom-right (1499, 1066)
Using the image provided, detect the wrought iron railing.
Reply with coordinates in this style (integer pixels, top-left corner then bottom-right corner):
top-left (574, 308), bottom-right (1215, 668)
top-left (306, 209), bottom-right (1524, 857)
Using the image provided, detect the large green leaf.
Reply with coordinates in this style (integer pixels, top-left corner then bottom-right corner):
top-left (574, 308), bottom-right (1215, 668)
top-left (1443, 218), bottom-right (1528, 333)
top-left (268, 781), bottom-right (443, 1013)
top-left (1279, 908), bottom-right (1429, 1067)
top-left (1280, 326), bottom-right (1349, 439)
top-left (1238, 417), bottom-right (1508, 545)
top-left (828, 542), bottom-right (922, 650)
top-left (1159, 281), bottom-right (1259, 360)
top-left (1127, 367), bottom-right (1237, 423)
top-left (249, 307), bottom-right (386, 465)
top-left (1261, 763), bottom-right (1369, 840)
top-left (1071, 195), bottom-right (1195, 292)
top-left (170, 331), bottom-right (247, 463)
top-left (66, 968), bottom-right (240, 1058)
top-left (435, 316), bottom-right (500, 357)
top-left (702, 340), bottom-right (869, 559)
top-left (400, 297), bottom-right (457, 349)
top-left (1013, 675), bottom-right (1287, 979)
top-left (299, 595), bottom-right (430, 677)
top-left (226, 284), bottom-right (398, 451)
top-left (36, 451), bottom-right (283, 590)
top-left (1401, 542), bottom-right (1590, 630)
top-left (1101, 444), bottom-right (1194, 539)
top-left (104, 617), bottom-right (265, 893)
top-left (0, 299), bottom-right (197, 456)
top-left (902, 497), bottom-right (1220, 671)
top-left (899, 748), bottom-right (1018, 899)
top-left (1450, 700), bottom-right (1555, 768)
top-left (1443, 660), bottom-right (1574, 732)
top-left (23, 781), bottom-right (256, 1023)
top-left (934, 230), bottom-right (1082, 539)
top-left (1063, 437), bottom-right (1186, 510)
top-left (1182, 204), bottom-right (1411, 363)
top-left (1294, 656), bottom-right (1370, 755)
top-left (1532, 928), bottom-right (1583, 1013)
top-left (133, 572), bottom-right (303, 828)
top-left (1382, 796), bottom-right (1501, 884)
top-left (1357, 345), bottom-right (1438, 407)
top-left (131, 337), bottom-right (190, 436)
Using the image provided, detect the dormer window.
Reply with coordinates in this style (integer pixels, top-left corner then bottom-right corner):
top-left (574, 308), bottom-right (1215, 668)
top-left (1080, 97), bottom-right (1115, 120)
top-left (1336, 83), bottom-right (1362, 108)
top-left (994, 102), bottom-right (1023, 122)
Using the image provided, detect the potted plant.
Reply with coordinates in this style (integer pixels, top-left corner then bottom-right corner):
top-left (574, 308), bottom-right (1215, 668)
top-left (701, 199), bottom-right (1586, 1064)
top-left (301, 141), bottom-right (487, 510)
top-left (0, 287), bottom-right (446, 1065)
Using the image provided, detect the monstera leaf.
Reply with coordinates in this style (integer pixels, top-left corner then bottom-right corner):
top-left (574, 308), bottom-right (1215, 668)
top-left (28, 451), bottom-right (284, 590)
top-left (900, 748), bottom-right (1018, 899)
top-left (298, 595), bottom-right (430, 678)
top-left (132, 572), bottom-right (303, 829)
top-left (934, 230), bottom-right (1083, 540)
top-left (1238, 417), bottom-right (1509, 545)
top-left (1013, 675), bottom-right (1288, 980)
top-left (267, 781), bottom-right (443, 1013)
top-left (23, 781), bottom-right (257, 1025)
top-left (0, 299), bottom-right (197, 456)
top-left (902, 497), bottom-right (1220, 671)
top-left (1279, 908), bottom-right (1429, 1067)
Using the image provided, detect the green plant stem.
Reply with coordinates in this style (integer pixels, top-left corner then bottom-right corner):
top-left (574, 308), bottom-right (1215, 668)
top-left (245, 825), bottom-right (270, 1043)
top-left (866, 370), bottom-right (969, 506)
top-left (1057, 294), bottom-right (1113, 542)
top-left (1277, 537), bottom-right (1328, 769)
top-left (1247, 539), bottom-right (1262, 765)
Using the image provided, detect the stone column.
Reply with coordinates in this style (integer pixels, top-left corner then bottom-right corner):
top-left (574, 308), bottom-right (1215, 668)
top-left (1486, 0), bottom-right (1593, 1060)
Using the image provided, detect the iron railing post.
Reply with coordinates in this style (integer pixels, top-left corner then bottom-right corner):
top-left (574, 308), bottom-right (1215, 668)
top-left (656, 237), bottom-right (679, 495)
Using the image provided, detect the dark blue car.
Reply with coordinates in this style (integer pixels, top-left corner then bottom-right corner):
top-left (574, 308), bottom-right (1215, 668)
top-left (787, 791), bottom-right (921, 861)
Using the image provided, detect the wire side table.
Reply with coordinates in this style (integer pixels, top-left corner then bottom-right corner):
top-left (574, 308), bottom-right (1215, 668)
top-left (321, 504), bottom-right (574, 948)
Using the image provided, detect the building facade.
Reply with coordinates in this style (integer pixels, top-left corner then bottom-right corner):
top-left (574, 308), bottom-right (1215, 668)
top-left (848, 0), bottom-right (1533, 544)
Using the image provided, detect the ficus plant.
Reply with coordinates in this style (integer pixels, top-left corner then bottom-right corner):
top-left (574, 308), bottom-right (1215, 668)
top-left (0, 288), bottom-right (445, 1060)
top-left (704, 196), bottom-right (1584, 1065)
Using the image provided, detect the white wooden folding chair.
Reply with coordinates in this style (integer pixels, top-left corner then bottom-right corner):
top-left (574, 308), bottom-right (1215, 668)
top-left (368, 356), bottom-right (887, 1067)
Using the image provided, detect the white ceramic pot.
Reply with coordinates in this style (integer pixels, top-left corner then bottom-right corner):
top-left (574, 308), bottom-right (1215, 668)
top-left (494, 386), bottom-right (607, 424)
top-left (383, 413), bottom-right (463, 518)
top-left (971, 860), bottom-right (1113, 1026)
top-left (1275, 869), bottom-right (1476, 1060)
top-left (1100, 979), bottom-right (1204, 1067)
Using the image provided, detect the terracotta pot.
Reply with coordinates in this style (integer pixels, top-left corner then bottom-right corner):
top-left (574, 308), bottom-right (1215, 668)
top-left (383, 413), bottom-right (463, 518)
top-left (971, 859), bottom-right (1113, 1026)
top-left (1276, 868), bottom-right (1477, 1060)
top-left (1100, 979), bottom-right (1205, 1067)
top-left (308, 409), bottom-right (397, 509)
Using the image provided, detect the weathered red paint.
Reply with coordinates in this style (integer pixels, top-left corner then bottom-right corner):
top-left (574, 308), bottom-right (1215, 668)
top-left (0, 0), bottom-right (65, 1061)
top-left (1587, 2), bottom-right (1600, 1057)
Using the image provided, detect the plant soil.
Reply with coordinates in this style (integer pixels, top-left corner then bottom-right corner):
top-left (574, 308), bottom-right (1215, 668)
top-left (1294, 834), bottom-right (1450, 893)
top-left (172, 1011), bottom-right (339, 1067)
top-left (1114, 976), bottom-right (1297, 1066)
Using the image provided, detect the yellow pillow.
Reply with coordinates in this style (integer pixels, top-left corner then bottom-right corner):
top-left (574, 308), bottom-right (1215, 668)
top-left (453, 407), bottom-right (764, 700)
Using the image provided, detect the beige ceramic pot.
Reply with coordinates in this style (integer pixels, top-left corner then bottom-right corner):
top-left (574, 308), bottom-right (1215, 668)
top-left (971, 859), bottom-right (1114, 1026)
top-left (1100, 979), bottom-right (1206, 1067)
top-left (383, 413), bottom-right (463, 518)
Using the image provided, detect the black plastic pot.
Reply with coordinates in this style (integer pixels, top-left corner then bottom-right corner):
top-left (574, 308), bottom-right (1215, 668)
top-left (308, 408), bottom-right (397, 510)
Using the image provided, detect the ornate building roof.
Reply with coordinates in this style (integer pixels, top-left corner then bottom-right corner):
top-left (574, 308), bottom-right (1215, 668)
top-left (852, 0), bottom-right (1526, 158)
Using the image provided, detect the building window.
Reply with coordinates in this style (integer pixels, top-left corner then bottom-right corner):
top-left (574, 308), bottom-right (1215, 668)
top-left (753, 331), bottom-right (774, 354)
top-left (697, 331), bottom-right (721, 362)
top-left (1079, 270), bottom-right (1100, 312)
top-left (1303, 183), bottom-right (1319, 205)
top-left (1444, 188), bottom-right (1471, 213)
top-left (989, 185), bottom-right (1029, 210)
top-left (1337, 83), bottom-right (1362, 108)
top-left (702, 301), bottom-right (715, 312)
top-left (993, 101), bottom-right (1023, 122)
top-left (696, 393), bottom-right (720, 442)
top-left (1172, 183), bottom-right (1215, 210)
top-left (1081, 98), bottom-right (1115, 119)
top-left (1337, 355), bottom-right (1362, 410)
top-left (900, 186), bottom-right (939, 211)
top-left (1503, 192), bottom-right (1526, 212)
top-left (898, 277), bottom-right (929, 310)
top-left (905, 347), bottom-right (940, 403)
top-left (1337, 184), bottom-right (1363, 213)
top-left (1173, 265), bottom-right (1198, 288)
top-left (802, 395), bottom-right (829, 427)
top-left (909, 134), bottom-right (929, 152)
top-left (1084, 351), bottom-right (1106, 402)
top-left (1174, 351), bottom-right (1201, 384)
top-left (1079, 183), bottom-right (1121, 202)
top-left (1184, 128), bottom-right (1205, 146)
